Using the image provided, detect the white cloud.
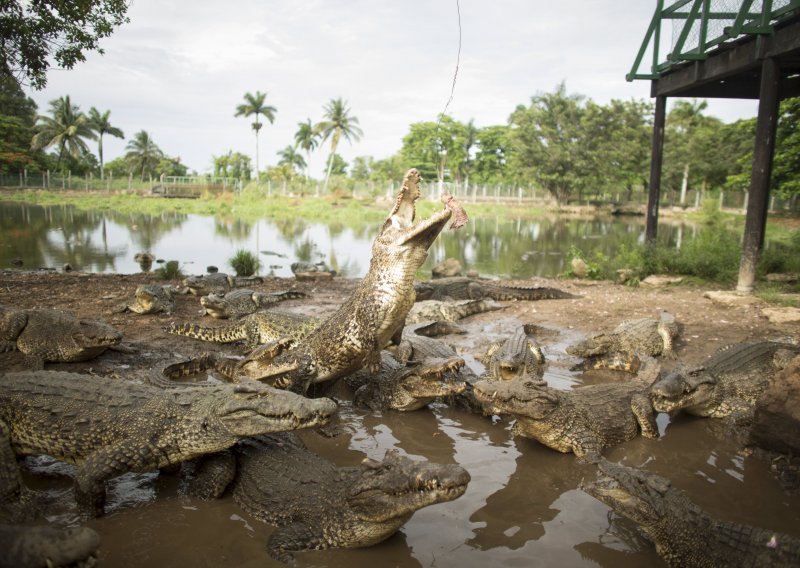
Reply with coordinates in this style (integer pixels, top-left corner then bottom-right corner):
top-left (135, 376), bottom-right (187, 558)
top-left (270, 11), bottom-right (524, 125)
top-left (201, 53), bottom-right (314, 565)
top-left (26, 0), bottom-right (758, 174)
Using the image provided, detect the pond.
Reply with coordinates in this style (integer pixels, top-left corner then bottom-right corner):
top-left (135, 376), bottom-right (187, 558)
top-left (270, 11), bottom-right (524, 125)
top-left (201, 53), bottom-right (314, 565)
top-left (0, 200), bottom-right (697, 278)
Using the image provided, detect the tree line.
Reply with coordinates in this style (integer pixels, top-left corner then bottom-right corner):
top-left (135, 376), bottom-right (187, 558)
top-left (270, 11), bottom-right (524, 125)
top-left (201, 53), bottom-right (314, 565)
top-left (1, 71), bottom-right (798, 203)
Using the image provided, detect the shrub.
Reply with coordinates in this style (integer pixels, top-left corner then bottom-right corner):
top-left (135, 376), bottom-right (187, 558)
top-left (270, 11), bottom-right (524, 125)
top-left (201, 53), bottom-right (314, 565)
top-left (155, 260), bottom-right (183, 280)
top-left (229, 249), bottom-right (260, 277)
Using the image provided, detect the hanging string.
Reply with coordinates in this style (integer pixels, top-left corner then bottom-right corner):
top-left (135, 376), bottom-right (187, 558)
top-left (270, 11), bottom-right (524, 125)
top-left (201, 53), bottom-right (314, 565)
top-left (435, 0), bottom-right (462, 136)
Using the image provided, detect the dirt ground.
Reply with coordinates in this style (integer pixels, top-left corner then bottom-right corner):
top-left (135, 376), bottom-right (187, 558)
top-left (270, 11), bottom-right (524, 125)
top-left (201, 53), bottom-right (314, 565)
top-left (1, 268), bottom-right (797, 378)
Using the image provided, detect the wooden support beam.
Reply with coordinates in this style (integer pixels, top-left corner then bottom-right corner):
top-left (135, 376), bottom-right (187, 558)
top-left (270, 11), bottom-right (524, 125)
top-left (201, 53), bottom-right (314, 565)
top-left (736, 57), bottom-right (780, 293)
top-left (646, 96), bottom-right (667, 244)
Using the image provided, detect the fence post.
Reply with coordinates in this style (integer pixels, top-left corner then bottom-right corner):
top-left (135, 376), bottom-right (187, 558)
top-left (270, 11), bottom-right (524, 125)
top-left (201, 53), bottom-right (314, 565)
top-left (128, 173), bottom-right (132, 191)
top-left (68, 171), bottom-right (71, 189)
top-left (107, 171), bottom-right (112, 191)
top-left (719, 190), bottom-right (724, 209)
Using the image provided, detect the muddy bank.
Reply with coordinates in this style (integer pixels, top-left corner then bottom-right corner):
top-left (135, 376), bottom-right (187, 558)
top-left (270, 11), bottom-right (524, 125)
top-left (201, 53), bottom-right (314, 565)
top-left (1, 270), bottom-right (799, 567)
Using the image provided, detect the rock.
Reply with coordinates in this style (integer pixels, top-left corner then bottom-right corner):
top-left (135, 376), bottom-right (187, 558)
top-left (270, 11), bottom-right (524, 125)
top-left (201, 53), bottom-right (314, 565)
top-left (766, 273), bottom-right (800, 283)
top-left (432, 258), bottom-right (463, 279)
top-left (640, 274), bottom-right (683, 287)
top-left (466, 270), bottom-right (480, 278)
top-left (702, 290), bottom-right (761, 307)
top-left (206, 265), bottom-right (219, 274)
top-left (63, 263), bottom-right (73, 272)
top-left (750, 355), bottom-right (800, 454)
top-left (570, 258), bottom-right (588, 279)
top-left (616, 269), bottom-right (635, 284)
top-left (10, 258), bottom-right (23, 267)
top-left (761, 307), bottom-right (800, 324)
top-left (294, 271), bottom-right (333, 282)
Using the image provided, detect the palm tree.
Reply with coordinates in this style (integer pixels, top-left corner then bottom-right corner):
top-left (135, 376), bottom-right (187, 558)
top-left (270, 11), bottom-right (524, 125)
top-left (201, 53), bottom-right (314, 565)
top-left (125, 130), bottom-right (163, 180)
top-left (87, 107), bottom-right (124, 178)
top-left (315, 98), bottom-right (363, 193)
top-left (234, 91), bottom-right (276, 182)
top-left (276, 145), bottom-right (307, 174)
top-left (31, 95), bottom-right (97, 170)
top-left (294, 118), bottom-right (319, 180)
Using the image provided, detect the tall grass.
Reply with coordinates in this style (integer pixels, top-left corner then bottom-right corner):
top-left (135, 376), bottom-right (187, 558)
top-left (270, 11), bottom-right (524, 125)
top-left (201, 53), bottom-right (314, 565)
top-left (228, 249), bottom-right (260, 277)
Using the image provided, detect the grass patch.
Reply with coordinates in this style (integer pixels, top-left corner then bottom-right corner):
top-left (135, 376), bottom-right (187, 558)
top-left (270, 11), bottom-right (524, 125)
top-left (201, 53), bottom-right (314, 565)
top-left (228, 249), bottom-right (261, 277)
top-left (154, 260), bottom-right (183, 280)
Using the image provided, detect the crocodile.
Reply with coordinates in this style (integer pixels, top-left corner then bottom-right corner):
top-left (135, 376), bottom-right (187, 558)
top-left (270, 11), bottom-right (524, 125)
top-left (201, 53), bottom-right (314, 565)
top-left (582, 459), bottom-right (800, 567)
top-left (405, 298), bottom-right (504, 324)
top-left (567, 313), bottom-right (679, 370)
top-left (186, 432), bottom-right (470, 563)
top-left (0, 523), bottom-right (101, 568)
top-left (473, 378), bottom-right (658, 458)
top-left (650, 341), bottom-right (800, 419)
top-left (345, 351), bottom-right (467, 411)
top-left (200, 288), bottom-right (308, 319)
top-left (164, 310), bottom-right (320, 349)
top-left (231, 169), bottom-right (468, 392)
top-left (0, 306), bottom-right (122, 370)
top-left (414, 276), bottom-right (577, 302)
top-left (183, 272), bottom-right (236, 295)
top-left (478, 324), bottom-right (546, 383)
top-left (0, 370), bottom-right (337, 517)
top-left (118, 284), bottom-right (175, 314)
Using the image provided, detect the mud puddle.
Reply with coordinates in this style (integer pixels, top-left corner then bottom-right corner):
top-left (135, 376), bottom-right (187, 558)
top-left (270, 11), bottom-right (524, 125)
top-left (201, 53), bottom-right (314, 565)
top-left (24, 391), bottom-right (800, 568)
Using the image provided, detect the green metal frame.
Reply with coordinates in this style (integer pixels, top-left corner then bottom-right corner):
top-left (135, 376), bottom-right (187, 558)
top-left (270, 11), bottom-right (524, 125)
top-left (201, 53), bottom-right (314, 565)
top-left (627, 0), bottom-right (800, 81)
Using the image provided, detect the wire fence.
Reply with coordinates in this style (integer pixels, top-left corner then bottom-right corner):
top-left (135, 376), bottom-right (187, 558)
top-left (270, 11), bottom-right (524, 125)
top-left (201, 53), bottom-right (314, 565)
top-left (1, 171), bottom-right (798, 213)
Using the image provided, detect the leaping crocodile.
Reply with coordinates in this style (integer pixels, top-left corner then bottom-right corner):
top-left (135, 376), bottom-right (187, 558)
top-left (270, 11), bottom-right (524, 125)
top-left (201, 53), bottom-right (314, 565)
top-left (582, 459), bottom-right (800, 567)
top-left (0, 370), bottom-right (337, 517)
top-left (226, 169), bottom-right (467, 392)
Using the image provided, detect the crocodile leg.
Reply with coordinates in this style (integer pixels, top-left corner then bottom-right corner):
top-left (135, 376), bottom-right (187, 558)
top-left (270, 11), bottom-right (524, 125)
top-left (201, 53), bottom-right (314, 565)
top-left (0, 420), bottom-right (26, 504)
top-left (182, 450), bottom-right (236, 499)
top-left (75, 441), bottom-right (158, 517)
top-left (631, 393), bottom-right (659, 439)
top-left (657, 322), bottom-right (676, 359)
top-left (268, 522), bottom-right (327, 564)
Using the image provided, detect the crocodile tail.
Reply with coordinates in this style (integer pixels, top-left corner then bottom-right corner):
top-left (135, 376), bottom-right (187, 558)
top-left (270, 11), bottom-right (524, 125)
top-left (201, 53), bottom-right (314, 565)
top-left (270, 290), bottom-right (308, 301)
top-left (459, 299), bottom-right (504, 318)
top-left (487, 285), bottom-right (576, 301)
top-left (161, 353), bottom-right (241, 383)
top-left (163, 321), bottom-right (246, 343)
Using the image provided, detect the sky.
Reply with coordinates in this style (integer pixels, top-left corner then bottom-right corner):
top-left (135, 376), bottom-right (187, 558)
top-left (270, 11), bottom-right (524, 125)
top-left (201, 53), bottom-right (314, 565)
top-left (25, 0), bottom-right (760, 176)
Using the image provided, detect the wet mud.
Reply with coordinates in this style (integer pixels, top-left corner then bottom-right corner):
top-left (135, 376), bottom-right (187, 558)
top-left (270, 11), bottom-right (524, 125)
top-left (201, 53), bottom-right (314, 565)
top-left (2, 271), bottom-right (799, 567)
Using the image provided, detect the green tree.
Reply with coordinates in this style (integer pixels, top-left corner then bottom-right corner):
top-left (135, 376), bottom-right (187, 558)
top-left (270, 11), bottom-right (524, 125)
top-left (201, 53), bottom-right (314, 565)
top-left (87, 107), bottom-right (124, 177)
top-left (351, 156), bottom-right (374, 181)
top-left (473, 125), bottom-right (511, 184)
top-left (1, 0), bottom-right (130, 89)
top-left (294, 118), bottom-right (320, 180)
top-left (370, 154), bottom-right (408, 184)
top-left (125, 130), bottom-right (163, 180)
top-left (0, 73), bottom-right (39, 172)
top-left (276, 145), bottom-right (306, 173)
top-left (508, 83), bottom-right (588, 203)
top-left (665, 99), bottom-right (711, 204)
top-left (400, 116), bottom-right (468, 185)
top-left (234, 91), bottom-right (276, 181)
top-left (772, 96), bottom-right (800, 198)
top-left (326, 153), bottom-right (347, 176)
top-left (316, 98), bottom-right (362, 193)
top-left (31, 95), bottom-right (96, 171)
top-left (213, 151), bottom-right (251, 180)
top-left (580, 98), bottom-right (652, 199)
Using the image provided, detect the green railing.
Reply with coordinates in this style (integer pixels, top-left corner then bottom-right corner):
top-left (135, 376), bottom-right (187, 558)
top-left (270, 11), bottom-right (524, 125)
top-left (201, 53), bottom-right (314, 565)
top-left (628, 0), bottom-right (800, 81)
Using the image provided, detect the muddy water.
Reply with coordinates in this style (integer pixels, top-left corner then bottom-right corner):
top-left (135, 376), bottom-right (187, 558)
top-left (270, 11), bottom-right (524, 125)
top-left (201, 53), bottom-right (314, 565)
top-left (20, 360), bottom-right (800, 567)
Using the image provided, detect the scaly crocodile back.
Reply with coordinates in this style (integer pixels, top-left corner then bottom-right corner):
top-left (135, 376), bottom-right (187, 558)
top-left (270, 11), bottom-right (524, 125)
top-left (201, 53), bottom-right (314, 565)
top-left (165, 311), bottom-right (318, 348)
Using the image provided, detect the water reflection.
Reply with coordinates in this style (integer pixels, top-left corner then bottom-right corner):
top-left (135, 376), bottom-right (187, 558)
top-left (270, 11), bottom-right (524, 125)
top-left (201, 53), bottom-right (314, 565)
top-left (1, 201), bottom-right (696, 278)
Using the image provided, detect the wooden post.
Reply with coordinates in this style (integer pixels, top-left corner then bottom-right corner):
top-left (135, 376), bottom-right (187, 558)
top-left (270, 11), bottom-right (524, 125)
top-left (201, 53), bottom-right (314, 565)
top-left (645, 96), bottom-right (666, 244)
top-left (737, 58), bottom-right (780, 293)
